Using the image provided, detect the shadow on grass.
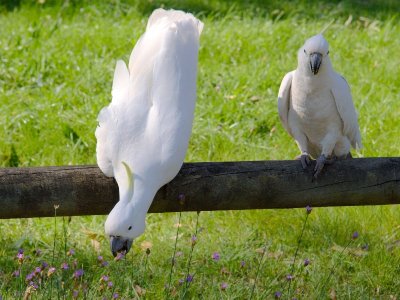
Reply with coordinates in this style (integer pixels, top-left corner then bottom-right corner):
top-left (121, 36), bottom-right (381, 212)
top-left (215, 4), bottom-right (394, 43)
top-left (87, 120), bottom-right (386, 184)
top-left (1, 0), bottom-right (22, 11)
top-left (1, 0), bottom-right (399, 20)
top-left (133, 0), bottom-right (400, 20)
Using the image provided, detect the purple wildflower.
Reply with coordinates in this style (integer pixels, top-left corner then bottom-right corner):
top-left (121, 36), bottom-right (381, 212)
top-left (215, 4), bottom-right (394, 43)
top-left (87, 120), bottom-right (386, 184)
top-left (73, 269), bottom-right (84, 279)
top-left (274, 291), bottom-right (282, 298)
top-left (33, 249), bottom-right (42, 256)
top-left (97, 255), bottom-right (103, 262)
top-left (212, 252), bottom-right (220, 261)
top-left (72, 290), bottom-right (79, 299)
top-left (191, 235), bottom-right (197, 245)
top-left (67, 249), bottom-right (75, 256)
top-left (115, 252), bottom-right (125, 261)
top-left (286, 274), bottom-right (294, 281)
top-left (25, 273), bottom-right (35, 281)
top-left (29, 281), bottom-right (38, 289)
top-left (304, 258), bottom-right (310, 267)
top-left (178, 279), bottom-right (184, 285)
top-left (306, 205), bottom-right (312, 214)
top-left (186, 274), bottom-right (194, 282)
top-left (108, 281), bottom-right (114, 288)
top-left (101, 275), bottom-right (109, 282)
top-left (47, 267), bottom-right (56, 277)
top-left (178, 193), bottom-right (186, 205)
top-left (18, 249), bottom-right (24, 254)
top-left (220, 282), bottom-right (228, 290)
top-left (61, 262), bottom-right (69, 270)
top-left (352, 231), bottom-right (359, 239)
top-left (101, 261), bottom-right (109, 267)
top-left (113, 293), bottom-right (119, 299)
top-left (16, 252), bottom-right (24, 263)
top-left (41, 261), bottom-right (49, 269)
top-left (34, 267), bottom-right (41, 274)
top-left (12, 270), bottom-right (20, 277)
top-left (240, 260), bottom-right (246, 268)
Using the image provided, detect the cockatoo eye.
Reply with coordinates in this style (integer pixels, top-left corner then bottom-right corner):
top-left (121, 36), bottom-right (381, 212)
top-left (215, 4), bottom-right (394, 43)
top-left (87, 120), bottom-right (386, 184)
top-left (304, 49), bottom-right (307, 55)
top-left (327, 50), bottom-right (329, 55)
top-left (128, 226), bottom-right (132, 230)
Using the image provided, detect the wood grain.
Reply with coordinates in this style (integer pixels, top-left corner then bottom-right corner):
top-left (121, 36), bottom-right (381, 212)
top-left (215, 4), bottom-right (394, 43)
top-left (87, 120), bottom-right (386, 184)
top-left (0, 158), bottom-right (399, 219)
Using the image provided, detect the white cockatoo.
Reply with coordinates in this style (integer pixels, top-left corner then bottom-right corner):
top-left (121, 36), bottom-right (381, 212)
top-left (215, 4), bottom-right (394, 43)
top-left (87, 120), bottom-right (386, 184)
top-left (95, 9), bottom-right (203, 256)
top-left (278, 34), bottom-right (362, 178)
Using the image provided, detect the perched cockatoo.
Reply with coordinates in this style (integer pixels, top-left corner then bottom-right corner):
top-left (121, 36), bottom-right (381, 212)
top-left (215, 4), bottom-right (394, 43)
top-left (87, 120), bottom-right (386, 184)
top-left (278, 34), bottom-right (362, 178)
top-left (95, 9), bottom-right (203, 256)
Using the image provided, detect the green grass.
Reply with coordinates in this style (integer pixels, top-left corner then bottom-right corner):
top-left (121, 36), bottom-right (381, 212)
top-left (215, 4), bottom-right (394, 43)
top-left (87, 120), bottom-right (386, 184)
top-left (1, 0), bottom-right (400, 298)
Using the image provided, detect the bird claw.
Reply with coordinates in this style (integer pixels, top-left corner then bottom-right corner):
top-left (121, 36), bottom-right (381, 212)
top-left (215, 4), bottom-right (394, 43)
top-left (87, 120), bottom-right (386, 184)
top-left (296, 153), bottom-right (311, 169)
top-left (314, 154), bottom-right (327, 178)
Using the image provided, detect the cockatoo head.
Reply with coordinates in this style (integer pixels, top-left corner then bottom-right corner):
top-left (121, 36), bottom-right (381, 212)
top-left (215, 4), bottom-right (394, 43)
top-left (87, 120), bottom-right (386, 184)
top-left (298, 34), bottom-right (330, 75)
top-left (104, 163), bottom-right (145, 257)
top-left (105, 200), bottom-right (145, 257)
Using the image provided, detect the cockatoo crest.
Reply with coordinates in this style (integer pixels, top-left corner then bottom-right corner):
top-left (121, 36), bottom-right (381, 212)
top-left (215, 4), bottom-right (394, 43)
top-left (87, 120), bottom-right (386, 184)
top-left (121, 161), bottom-right (134, 200)
top-left (303, 34), bottom-right (329, 54)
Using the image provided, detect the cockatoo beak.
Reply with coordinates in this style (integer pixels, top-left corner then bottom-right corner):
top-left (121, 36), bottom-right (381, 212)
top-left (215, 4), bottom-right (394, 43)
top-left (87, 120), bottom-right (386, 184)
top-left (110, 236), bottom-right (133, 257)
top-left (310, 52), bottom-right (322, 75)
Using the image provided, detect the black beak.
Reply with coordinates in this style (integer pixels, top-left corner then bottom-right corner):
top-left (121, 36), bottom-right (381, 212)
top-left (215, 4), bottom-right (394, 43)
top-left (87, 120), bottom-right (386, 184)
top-left (310, 52), bottom-right (322, 75)
top-left (110, 236), bottom-right (133, 257)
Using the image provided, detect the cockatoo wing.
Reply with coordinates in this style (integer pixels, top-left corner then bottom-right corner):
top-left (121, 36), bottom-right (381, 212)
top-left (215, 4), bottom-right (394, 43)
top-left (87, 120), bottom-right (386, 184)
top-left (95, 107), bottom-right (114, 177)
top-left (111, 60), bottom-right (130, 105)
top-left (330, 74), bottom-right (362, 149)
top-left (96, 9), bottom-right (202, 195)
top-left (278, 71), bottom-right (294, 136)
top-left (95, 60), bottom-right (130, 178)
top-left (147, 10), bottom-right (203, 182)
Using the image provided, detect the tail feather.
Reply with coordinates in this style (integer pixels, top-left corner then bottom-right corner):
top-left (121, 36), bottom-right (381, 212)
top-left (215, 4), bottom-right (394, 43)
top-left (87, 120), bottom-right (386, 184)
top-left (147, 8), bottom-right (203, 35)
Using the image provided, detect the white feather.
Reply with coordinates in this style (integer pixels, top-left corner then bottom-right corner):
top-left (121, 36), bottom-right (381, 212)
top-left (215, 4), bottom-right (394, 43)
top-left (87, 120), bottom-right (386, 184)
top-left (95, 9), bottom-right (203, 240)
top-left (330, 76), bottom-right (363, 149)
top-left (278, 71), bottom-right (294, 136)
top-left (278, 34), bottom-right (362, 159)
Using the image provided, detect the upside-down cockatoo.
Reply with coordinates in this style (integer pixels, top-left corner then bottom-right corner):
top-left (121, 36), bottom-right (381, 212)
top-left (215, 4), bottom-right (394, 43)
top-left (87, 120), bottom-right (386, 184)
top-left (278, 34), bottom-right (362, 178)
top-left (95, 9), bottom-right (203, 256)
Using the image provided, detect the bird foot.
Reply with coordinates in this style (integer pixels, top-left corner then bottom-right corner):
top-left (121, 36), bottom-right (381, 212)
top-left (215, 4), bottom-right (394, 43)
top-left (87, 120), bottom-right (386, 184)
top-left (313, 154), bottom-right (337, 178)
top-left (337, 152), bottom-right (352, 160)
top-left (296, 152), bottom-right (312, 169)
top-left (324, 155), bottom-right (337, 165)
top-left (313, 154), bottom-right (330, 178)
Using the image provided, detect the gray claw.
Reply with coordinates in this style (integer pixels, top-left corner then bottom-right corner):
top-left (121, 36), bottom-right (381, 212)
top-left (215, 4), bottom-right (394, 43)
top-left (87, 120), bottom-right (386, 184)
top-left (338, 152), bottom-right (352, 160)
top-left (296, 153), bottom-right (311, 169)
top-left (314, 154), bottom-right (327, 178)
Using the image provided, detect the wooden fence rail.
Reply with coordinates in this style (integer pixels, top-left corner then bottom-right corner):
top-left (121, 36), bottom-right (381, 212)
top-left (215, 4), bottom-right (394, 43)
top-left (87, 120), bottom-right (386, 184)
top-left (0, 158), bottom-right (399, 219)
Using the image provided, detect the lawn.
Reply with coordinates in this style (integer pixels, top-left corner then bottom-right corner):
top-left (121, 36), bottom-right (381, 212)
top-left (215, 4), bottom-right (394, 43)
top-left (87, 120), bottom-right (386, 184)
top-left (0, 0), bottom-right (399, 298)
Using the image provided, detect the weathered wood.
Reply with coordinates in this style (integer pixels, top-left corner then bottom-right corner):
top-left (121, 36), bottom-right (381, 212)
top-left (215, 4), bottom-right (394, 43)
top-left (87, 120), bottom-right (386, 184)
top-left (0, 158), bottom-right (399, 219)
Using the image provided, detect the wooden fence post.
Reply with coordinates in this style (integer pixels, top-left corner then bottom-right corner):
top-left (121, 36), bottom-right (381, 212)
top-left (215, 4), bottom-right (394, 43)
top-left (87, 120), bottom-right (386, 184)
top-left (0, 158), bottom-right (399, 219)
